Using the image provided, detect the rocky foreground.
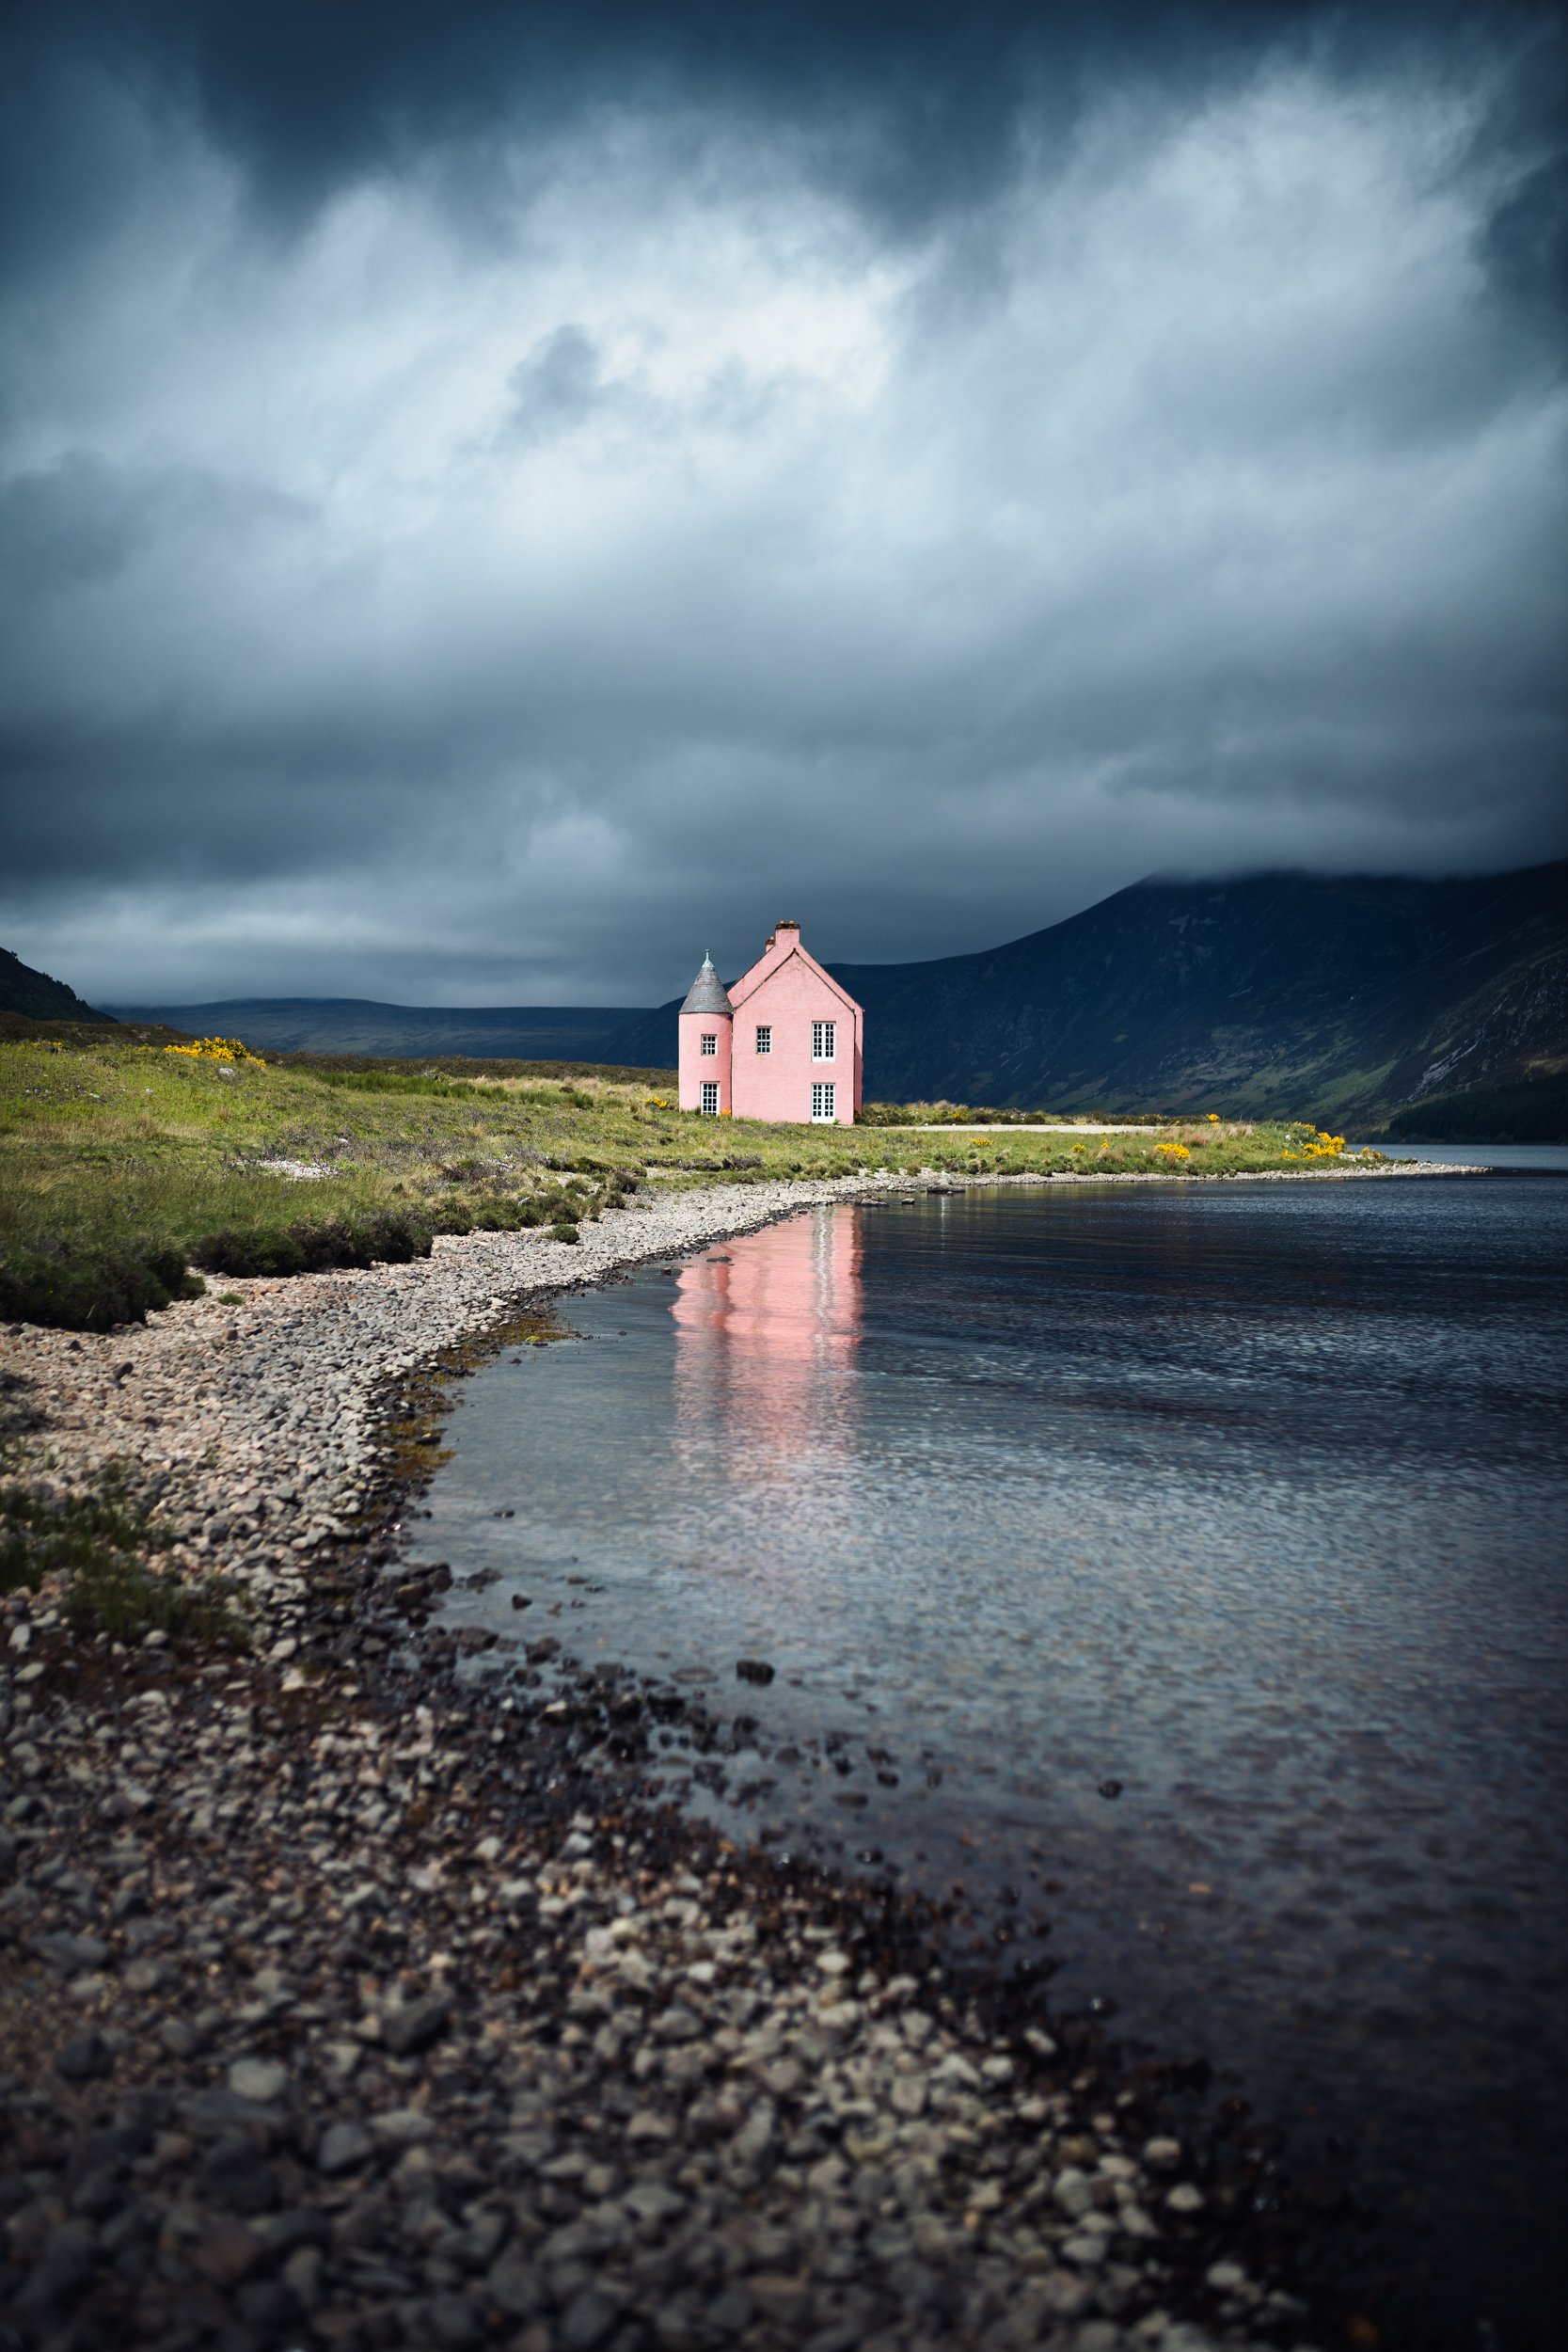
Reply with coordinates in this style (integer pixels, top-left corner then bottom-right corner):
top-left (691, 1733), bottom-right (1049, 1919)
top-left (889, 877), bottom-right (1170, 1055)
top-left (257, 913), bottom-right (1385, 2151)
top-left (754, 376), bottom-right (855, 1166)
top-left (0, 1174), bottom-right (1380, 2351)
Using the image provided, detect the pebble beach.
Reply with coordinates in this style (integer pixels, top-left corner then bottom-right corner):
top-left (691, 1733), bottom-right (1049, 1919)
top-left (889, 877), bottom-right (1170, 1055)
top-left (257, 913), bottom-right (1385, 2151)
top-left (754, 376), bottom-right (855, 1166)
top-left (0, 1162), bottom-right (1474, 2352)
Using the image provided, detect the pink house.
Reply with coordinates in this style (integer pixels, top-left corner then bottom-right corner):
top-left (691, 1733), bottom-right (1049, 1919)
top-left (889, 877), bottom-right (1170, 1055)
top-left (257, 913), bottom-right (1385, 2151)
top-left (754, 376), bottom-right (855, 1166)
top-left (677, 920), bottom-right (863, 1125)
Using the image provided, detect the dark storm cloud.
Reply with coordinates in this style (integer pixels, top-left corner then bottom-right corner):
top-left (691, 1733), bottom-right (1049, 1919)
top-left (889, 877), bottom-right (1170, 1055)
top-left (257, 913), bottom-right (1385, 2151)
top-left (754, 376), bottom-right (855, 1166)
top-left (0, 0), bottom-right (1564, 1003)
top-left (73, 3), bottom-right (1562, 235)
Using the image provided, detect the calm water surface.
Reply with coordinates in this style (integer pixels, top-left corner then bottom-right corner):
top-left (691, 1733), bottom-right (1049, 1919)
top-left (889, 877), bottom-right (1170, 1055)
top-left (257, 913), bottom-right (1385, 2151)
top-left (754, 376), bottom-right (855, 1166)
top-left (421, 1175), bottom-right (1568, 2345)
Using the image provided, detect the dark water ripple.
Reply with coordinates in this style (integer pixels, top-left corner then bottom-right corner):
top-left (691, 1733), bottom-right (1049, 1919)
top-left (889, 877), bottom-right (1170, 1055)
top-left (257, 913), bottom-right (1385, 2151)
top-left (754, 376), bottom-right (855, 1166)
top-left (420, 1175), bottom-right (1568, 2347)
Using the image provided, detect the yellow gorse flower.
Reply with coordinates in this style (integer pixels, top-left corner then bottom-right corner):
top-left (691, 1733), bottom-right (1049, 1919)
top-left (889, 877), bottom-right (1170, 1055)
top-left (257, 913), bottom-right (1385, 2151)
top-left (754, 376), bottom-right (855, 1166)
top-left (164, 1037), bottom-right (266, 1066)
top-left (1300, 1127), bottom-right (1345, 1159)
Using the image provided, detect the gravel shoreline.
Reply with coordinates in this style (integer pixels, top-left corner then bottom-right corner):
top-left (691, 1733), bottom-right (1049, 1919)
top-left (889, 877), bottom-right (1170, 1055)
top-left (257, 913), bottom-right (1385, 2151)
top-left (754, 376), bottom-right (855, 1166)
top-left (0, 1164), bottom-right (1469, 2351)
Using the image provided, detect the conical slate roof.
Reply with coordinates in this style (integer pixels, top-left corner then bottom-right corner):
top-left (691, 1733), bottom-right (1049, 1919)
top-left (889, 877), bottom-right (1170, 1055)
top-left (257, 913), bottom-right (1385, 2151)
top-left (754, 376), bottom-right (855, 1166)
top-left (680, 955), bottom-right (733, 1015)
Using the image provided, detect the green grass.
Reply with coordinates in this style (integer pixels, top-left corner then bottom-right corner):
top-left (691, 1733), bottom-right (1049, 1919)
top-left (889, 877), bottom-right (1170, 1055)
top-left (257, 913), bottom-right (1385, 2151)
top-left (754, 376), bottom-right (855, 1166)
top-left (0, 1467), bottom-right (250, 1649)
top-left (0, 1028), bottom-right (1373, 1327)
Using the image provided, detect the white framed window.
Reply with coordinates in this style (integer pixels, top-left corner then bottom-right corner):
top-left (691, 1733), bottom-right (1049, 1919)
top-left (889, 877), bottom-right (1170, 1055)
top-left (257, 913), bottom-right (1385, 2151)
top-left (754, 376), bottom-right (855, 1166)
top-left (755, 1025), bottom-right (771, 1055)
top-left (811, 1081), bottom-right (836, 1121)
top-left (700, 1081), bottom-right (720, 1115)
top-left (812, 1019), bottom-right (836, 1060)
top-left (699, 1031), bottom-right (718, 1057)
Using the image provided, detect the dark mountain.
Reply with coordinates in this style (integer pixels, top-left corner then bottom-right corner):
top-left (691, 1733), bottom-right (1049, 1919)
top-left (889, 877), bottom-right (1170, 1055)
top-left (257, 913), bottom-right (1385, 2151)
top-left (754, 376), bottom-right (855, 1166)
top-left (0, 947), bottom-right (114, 1025)
top-left (832, 861), bottom-right (1568, 1123)
top-left (105, 998), bottom-right (656, 1064)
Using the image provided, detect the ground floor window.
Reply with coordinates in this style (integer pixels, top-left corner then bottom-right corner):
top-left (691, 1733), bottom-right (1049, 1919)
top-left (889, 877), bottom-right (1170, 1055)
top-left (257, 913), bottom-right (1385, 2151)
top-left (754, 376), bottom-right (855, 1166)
top-left (755, 1025), bottom-right (771, 1054)
top-left (811, 1081), bottom-right (835, 1121)
top-left (700, 1081), bottom-right (720, 1114)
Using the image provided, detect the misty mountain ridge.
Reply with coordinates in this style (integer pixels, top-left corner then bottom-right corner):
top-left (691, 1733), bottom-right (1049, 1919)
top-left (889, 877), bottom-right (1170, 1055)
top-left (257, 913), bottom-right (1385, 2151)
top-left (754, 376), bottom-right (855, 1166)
top-left (95, 856), bottom-right (1568, 1130)
top-left (100, 999), bottom-right (654, 1065)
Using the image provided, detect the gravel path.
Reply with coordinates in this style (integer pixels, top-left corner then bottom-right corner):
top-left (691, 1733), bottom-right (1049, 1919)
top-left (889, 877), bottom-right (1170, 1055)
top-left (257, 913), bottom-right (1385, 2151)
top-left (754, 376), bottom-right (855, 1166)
top-left (0, 1165), bottom-right (1454, 2351)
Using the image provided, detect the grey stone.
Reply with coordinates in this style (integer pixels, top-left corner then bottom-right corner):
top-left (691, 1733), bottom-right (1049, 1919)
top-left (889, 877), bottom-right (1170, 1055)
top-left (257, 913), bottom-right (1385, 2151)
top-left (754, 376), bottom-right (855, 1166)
top-left (31, 1931), bottom-right (109, 1974)
top-left (561, 2286), bottom-right (623, 2349)
top-left (206, 2135), bottom-right (279, 2215)
top-left (228, 2056), bottom-right (288, 2103)
top-left (54, 2031), bottom-right (113, 2082)
top-left (282, 2243), bottom-right (325, 2310)
top-left (317, 2121), bottom-right (375, 2175)
top-left (71, 2164), bottom-right (127, 2220)
top-left (237, 2277), bottom-right (304, 2329)
top-left (120, 1956), bottom-right (170, 1994)
top-left (485, 2251), bottom-right (543, 2317)
top-left (1053, 2168), bottom-right (1096, 2219)
top-left (19, 2219), bottom-right (98, 2313)
top-left (427, 2294), bottom-right (483, 2348)
top-left (371, 2105), bottom-right (436, 2147)
top-left (464, 2208), bottom-right (510, 2266)
top-left (382, 1992), bottom-right (454, 2056)
top-left (652, 2005), bottom-right (703, 2043)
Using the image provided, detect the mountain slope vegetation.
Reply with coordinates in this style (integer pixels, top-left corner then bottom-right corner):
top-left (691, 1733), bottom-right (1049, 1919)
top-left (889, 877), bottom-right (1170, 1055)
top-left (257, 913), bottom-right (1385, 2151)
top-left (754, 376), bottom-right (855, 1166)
top-left (105, 997), bottom-right (651, 1064)
top-left (0, 947), bottom-right (114, 1025)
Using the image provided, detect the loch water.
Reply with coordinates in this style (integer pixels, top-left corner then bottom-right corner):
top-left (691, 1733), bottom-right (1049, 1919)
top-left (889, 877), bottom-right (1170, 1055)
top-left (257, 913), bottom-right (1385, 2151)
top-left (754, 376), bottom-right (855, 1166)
top-left (418, 1173), bottom-right (1568, 2346)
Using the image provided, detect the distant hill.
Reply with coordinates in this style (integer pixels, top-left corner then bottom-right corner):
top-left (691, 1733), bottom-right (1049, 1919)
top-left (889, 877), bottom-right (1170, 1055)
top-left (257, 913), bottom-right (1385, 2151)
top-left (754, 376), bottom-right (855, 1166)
top-left (102, 857), bottom-right (1568, 1133)
top-left (0, 947), bottom-right (114, 1025)
top-left (104, 998), bottom-right (653, 1063)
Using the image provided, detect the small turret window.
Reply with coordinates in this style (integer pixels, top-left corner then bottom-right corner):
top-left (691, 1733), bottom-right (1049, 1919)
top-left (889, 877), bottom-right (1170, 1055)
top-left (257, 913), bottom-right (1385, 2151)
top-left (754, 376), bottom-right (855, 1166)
top-left (755, 1025), bottom-right (771, 1055)
top-left (700, 1032), bottom-right (718, 1057)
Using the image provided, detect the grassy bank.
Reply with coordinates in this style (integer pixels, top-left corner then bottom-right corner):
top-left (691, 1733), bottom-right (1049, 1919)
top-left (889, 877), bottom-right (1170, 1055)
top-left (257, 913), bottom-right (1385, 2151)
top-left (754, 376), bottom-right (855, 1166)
top-left (1, 1026), bottom-right (1376, 1327)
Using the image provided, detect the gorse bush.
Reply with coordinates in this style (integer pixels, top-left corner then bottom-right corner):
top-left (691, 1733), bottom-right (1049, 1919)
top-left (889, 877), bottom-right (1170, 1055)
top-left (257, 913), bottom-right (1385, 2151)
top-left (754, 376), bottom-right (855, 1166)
top-left (164, 1037), bottom-right (267, 1067)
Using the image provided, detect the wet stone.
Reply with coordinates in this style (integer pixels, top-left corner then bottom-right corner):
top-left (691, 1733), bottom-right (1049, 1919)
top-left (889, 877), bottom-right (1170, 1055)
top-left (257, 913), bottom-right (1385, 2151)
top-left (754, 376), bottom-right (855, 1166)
top-left (54, 2031), bottom-right (113, 2083)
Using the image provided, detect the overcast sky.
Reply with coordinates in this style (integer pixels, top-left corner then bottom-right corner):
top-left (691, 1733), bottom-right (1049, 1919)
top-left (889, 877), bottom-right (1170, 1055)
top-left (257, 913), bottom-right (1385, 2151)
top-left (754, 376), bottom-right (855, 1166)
top-left (2, 1), bottom-right (1564, 1007)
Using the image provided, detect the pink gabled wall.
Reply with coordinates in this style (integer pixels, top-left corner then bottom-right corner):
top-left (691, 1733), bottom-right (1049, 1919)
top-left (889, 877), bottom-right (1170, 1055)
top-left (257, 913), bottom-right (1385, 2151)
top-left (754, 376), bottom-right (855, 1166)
top-left (728, 924), bottom-right (862, 1125)
top-left (678, 1008), bottom-right (732, 1112)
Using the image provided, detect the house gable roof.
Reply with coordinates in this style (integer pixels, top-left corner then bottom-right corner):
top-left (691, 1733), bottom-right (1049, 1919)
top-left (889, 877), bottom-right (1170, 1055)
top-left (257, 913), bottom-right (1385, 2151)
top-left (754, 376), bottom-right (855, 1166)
top-left (728, 930), bottom-right (862, 1019)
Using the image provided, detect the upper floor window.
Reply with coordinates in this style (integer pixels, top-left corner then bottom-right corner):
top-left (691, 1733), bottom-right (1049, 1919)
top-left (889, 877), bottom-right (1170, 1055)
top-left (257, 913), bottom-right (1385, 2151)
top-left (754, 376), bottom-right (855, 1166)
top-left (700, 1031), bottom-right (718, 1057)
top-left (755, 1025), bottom-right (771, 1055)
top-left (700, 1081), bottom-right (720, 1115)
top-left (812, 1020), bottom-right (836, 1061)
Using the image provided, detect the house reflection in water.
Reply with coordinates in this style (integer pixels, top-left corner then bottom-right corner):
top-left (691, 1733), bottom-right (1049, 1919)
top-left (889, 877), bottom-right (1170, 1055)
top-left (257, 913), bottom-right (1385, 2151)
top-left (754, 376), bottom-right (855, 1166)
top-left (672, 1206), bottom-right (864, 1529)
